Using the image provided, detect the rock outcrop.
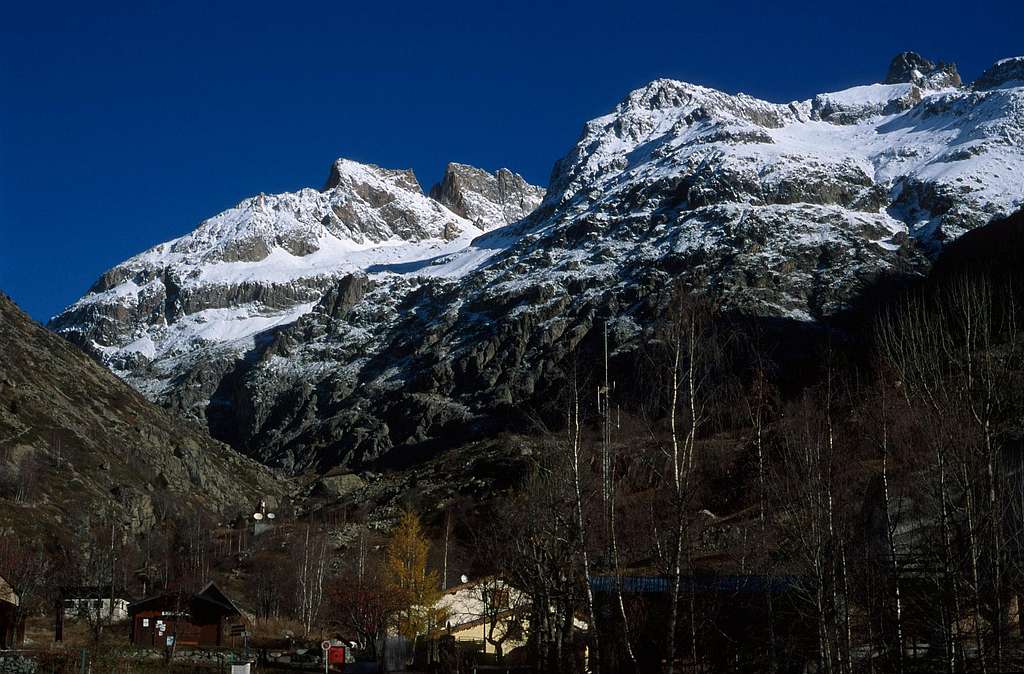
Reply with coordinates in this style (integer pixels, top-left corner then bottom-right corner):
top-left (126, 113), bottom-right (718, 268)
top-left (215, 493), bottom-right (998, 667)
top-left (429, 163), bottom-right (545, 230)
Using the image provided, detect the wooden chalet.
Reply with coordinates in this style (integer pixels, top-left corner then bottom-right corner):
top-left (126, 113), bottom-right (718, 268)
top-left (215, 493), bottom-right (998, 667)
top-left (128, 582), bottom-right (250, 649)
top-left (0, 574), bottom-right (24, 648)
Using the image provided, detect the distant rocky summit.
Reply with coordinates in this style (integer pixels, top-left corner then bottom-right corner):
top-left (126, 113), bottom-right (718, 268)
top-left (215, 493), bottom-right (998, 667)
top-left (52, 52), bottom-right (1024, 473)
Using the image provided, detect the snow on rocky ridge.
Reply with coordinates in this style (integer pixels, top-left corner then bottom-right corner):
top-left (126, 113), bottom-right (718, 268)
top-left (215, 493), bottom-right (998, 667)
top-left (52, 52), bottom-right (1024, 471)
top-left (52, 160), bottom-right (513, 367)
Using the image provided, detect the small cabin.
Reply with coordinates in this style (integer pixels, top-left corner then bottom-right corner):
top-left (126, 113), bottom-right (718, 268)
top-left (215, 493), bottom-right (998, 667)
top-left (128, 582), bottom-right (250, 649)
top-left (0, 574), bottom-right (24, 648)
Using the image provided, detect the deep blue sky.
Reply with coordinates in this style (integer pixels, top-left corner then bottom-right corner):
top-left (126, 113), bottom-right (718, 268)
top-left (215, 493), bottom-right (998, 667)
top-left (2, 0), bottom-right (1021, 322)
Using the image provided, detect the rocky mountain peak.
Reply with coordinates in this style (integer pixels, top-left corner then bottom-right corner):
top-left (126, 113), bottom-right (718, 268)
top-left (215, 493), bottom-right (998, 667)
top-left (429, 162), bottom-right (545, 230)
top-left (617, 78), bottom-right (792, 127)
top-left (545, 78), bottom-right (795, 209)
top-left (323, 158), bottom-right (422, 195)
top-left (973, 56), bottom-right (1024, 90)
top-left (883, 51), bottom-right (961, 89)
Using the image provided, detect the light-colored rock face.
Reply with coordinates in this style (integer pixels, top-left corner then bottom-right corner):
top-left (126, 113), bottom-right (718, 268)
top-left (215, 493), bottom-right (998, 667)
top-left (315, 472), bottom-right (365, 498)
top-left (810, 82), bottom-right (924, 124)
top-left (51, 54), bottom-right (1024, 474)
top-left (429, 163), bottom-right (545, 230)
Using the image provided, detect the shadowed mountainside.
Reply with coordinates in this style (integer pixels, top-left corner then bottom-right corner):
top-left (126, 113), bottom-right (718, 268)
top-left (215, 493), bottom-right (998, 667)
top-left (0, 291), bottom-right (288, 540)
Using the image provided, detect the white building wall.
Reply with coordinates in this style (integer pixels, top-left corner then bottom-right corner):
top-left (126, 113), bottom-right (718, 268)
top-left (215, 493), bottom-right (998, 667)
top-left (64, 597), bottom-right (130, 621)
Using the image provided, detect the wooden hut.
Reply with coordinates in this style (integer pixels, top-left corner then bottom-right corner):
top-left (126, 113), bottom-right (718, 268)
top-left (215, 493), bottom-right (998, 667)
top-left (128, 582), bottom-right (249, 649)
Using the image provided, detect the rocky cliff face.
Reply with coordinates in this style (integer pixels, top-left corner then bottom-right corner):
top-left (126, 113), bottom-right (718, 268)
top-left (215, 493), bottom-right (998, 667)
top-left (429, 163), bottom-right (545, 230)
top-left (52, 53), bottom-right (1024, 473)
top-left (0, 292), bottom-right (285, 539)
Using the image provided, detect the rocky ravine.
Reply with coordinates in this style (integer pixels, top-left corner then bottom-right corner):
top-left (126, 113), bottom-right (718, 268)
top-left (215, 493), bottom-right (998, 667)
top-left (0, 292), bottom-right (286, 539)
top-left (53, 53), bottom-right (1024, 473)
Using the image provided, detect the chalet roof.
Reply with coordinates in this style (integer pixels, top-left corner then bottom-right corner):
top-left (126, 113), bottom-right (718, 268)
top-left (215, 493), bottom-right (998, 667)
top-left (429, 608), bottom-right (520, 639)
top-left (0, 575), bottom-right (18, 607)
top-left (127, 590), bottom-right (193, 613)
top-left (128, 582), bottom-right (249, 620)
top-left (197, 581), bottom-right (253, 622)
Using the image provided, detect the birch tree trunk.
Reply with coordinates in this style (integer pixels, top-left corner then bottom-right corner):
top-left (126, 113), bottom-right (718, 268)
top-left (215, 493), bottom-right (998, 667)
top-left (569, 376), bottom-right (601, 674)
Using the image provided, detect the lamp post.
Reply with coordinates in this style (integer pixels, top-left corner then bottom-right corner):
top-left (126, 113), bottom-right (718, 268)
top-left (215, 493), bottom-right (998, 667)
top-left (253, 499), bottom-right (276, 537)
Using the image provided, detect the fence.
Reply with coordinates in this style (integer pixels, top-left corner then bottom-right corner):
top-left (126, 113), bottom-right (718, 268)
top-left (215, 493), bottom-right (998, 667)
top-left (0, 649), bottom-right (250, 674)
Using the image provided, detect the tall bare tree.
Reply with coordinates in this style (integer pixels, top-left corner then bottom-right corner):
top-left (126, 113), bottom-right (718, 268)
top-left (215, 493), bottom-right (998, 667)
top-left (642, 292), bottom-right (723, 674)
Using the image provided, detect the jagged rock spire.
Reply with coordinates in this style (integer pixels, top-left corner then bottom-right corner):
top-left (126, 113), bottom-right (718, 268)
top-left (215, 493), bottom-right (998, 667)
top-left (884, 51), bottom-right (961, 89)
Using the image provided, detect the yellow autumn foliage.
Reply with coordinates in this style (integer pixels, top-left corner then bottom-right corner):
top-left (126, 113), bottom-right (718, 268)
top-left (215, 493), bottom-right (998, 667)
top-left (385, 510), bottom-right (446, 639)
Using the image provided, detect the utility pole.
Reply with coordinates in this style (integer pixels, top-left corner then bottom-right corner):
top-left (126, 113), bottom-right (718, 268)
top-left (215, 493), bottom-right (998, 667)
top-left (442, 509), bottom-right (451, 590)
top-left (599, 320), bottom-right (612, 513)
top-left (357, 530), bottom-right (366, 587)
top-left (109, 514), bottom-right (116, 624)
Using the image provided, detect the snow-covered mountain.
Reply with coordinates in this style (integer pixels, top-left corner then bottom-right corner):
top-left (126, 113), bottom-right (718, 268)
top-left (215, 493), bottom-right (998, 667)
top-left (52, 52), bottom-right (1024, 472)
top-left (53, 160), bottom-right (498, 371)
